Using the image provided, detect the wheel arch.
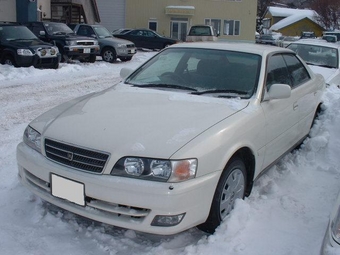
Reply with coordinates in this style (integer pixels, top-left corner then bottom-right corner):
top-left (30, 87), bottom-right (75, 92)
top-left (1, 49), bottom-right (16, 64)
top-left (223, 147), bottom-right (255, 197)
top-left (101, 45), bottom-right (116, 55)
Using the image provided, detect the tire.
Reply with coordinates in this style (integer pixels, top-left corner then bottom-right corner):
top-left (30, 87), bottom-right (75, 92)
top-left (3, 55), bottom-right (17, 67)
top-left (101, 48), bottom-right (117, 63)
top-left (163, 43), bottom-right (171, 48)
top-left (89, 54), bottom-right (96, 63)
top-left (198, 157), bottom-right (247, 234)
top-left (119, 56), bottom-right (132, 62)
top-left (56, 46), bottom-right (68, 63)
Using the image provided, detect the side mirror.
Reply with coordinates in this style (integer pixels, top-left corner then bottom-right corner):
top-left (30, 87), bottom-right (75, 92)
top-left (39, 30), bottom-right (46, 36)
top-left (120, 67), bottom-right (134, 79)
top-left (264, 84), bottom-right (291, 101)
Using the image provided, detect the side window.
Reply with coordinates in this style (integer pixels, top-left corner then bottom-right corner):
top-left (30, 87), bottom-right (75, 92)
top-left (282, 54), bottom-right (310, 88)
top-left (266, 54), bottom-right (291, 89)
top-left (130, 30), bottom-right (142, 36)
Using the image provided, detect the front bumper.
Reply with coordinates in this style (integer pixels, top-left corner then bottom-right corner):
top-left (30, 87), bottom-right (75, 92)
top-left (64, 45), bottom-right (100, 58)
top-left (116, 47), bottom-right (137, 57)
top-left (17, 142), bottom-right (219, 235)
top-left (15, 54), bottom-right (60, 68)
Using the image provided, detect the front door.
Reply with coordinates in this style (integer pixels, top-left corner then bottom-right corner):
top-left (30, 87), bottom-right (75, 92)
top-left (171, 21), bottom-right (188, 41)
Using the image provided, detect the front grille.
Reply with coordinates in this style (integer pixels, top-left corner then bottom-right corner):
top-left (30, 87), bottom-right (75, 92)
top-left (77, 41), bottom-right (94, 46)
top-left (45, 139), bottom-right (109, 173)
top-left (127, 44), bottom-right (135, 48)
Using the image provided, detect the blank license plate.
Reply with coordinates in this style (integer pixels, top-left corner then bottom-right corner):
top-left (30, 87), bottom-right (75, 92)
top-left (83, 48), bottom-right (90, 53)
top-left (51, 174), bottom-right (85, 206)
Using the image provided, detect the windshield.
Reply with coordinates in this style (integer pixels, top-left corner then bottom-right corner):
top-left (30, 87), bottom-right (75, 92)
top-left (94, 26), bottom-right (112, 38)
top-left (44, 23), bottom-right (74, 35)
top-left (287, 44), bottom-right (338, 68)
top-left (0, 26), bottom-right (37, 40)
top-left (126, 48), bottom-right (261, 99)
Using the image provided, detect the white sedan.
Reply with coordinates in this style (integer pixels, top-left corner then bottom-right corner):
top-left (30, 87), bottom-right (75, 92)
top-left (287, 39), bottom-right (340, 87)
top-left (17, 42), bottom-right (325, 235)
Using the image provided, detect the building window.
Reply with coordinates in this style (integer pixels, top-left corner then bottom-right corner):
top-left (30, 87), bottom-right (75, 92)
top-left (149, 21), bottom-right (157, 31)
top-left (223, 20), bottom-right (240, 36)
top-left (205, 19), bottom-right (221, 35)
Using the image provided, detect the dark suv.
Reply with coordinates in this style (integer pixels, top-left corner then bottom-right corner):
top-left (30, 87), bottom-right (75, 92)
top-left (24, 22), bottom-right (100, 62)
top-left (0, 23), bottom-right (60, 68)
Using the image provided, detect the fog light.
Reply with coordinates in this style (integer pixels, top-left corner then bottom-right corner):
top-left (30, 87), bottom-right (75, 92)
top-left (151, 213), bottom-right (185, 227)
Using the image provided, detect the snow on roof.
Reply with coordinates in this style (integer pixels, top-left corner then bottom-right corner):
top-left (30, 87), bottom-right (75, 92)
top-left (166, 6), bottom-right (195, 9)
top-left (268, 6), bottom-right (316, 18)
top-left (268, 7), bottom-right (320, 31)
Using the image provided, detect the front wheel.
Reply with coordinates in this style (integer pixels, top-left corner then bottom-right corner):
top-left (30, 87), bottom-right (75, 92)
top-left (88, 54), bottom-right (96, 63)
top-left (197, 157), bottom-right (246, 234)
top-left (3, 55), bottom-right (17, 67)
top-left (101, 48), bottom-right (117, 63)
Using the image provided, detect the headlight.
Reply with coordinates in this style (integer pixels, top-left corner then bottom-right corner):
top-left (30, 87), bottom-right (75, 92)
top-left (50, 47), bottom-right (59, 55)
top-left (17, 49), bottom-right (33, 56)
top-left (65, 40), bottom-right (77, 46)
top-left (111, 157), bottom-right (197, 182)
top-left (23, 126), bottom-right (41, 153)
top-left (93, 40), bottom-right (99, 45)
top-left (331, 205), bottom-right (340, 244)
top-left (117, 44), bottom-right (127, 48)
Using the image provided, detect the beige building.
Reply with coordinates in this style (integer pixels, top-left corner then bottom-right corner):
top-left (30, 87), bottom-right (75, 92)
top-left (125, 0), bottom-right (257, 42)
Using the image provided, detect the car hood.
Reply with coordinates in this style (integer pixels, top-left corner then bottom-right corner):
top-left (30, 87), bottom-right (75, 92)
top-left (99, 37), bottom-right (134, 45)
top-left (308, 65), bottom-right (339, 85)
top-left (31, 84), bottom-right (249, 159)
top-left (7, 39), bottom-right (52, 48)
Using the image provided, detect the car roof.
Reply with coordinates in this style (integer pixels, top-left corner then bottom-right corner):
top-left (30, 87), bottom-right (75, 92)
top-left (170, 42), bottom-right (293, 56)
top-left (287, 39), bottom-right (340, 49)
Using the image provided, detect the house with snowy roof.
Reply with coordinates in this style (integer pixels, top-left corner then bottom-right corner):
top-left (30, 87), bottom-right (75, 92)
top-left (262, 6), bottom-right (324, 37)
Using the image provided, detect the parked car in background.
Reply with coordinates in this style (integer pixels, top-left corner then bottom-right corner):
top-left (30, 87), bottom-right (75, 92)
top-left (287, 39), bottom-right (340, 87)
top-left (23, 22), bottom-right (99, 63)
top-left (114, 29), bottom-right (178, 50)
top-left (322, 35), bottom-right (337, 43)
top-left (72, 24), bottom-right (136, 63)
top-left (17, 42), bottom-right (325, 236)
top-left (323, 31), bottom-right (340, 42)
top-left (0, 23), bottom-right (60, 69)
top-left (320, 190), bottom-right (340, 254)
top-left (186, 25), bottom-right (219, 42)
top-left (278, 36), bottom-right (299, 47)
top-left (255, 34), bottom-right (276, 45)
top-left (300, 31), bottom-right (316, 39)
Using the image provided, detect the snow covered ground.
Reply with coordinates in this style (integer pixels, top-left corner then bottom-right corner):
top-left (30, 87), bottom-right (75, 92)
top-left (1, 51), bottom-right (340, 255)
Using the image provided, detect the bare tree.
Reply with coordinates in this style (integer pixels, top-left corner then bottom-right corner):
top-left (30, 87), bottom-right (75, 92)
top-left (311, 0), bottom-right (340, 30)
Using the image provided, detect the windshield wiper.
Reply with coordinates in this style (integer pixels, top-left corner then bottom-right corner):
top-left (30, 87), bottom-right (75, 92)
top-left (192, 89), bottom-right (248, 95)
top-left (306, 62), bottom-right (334, 68)
top-left (132, 84), bottom-right (197, 91)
